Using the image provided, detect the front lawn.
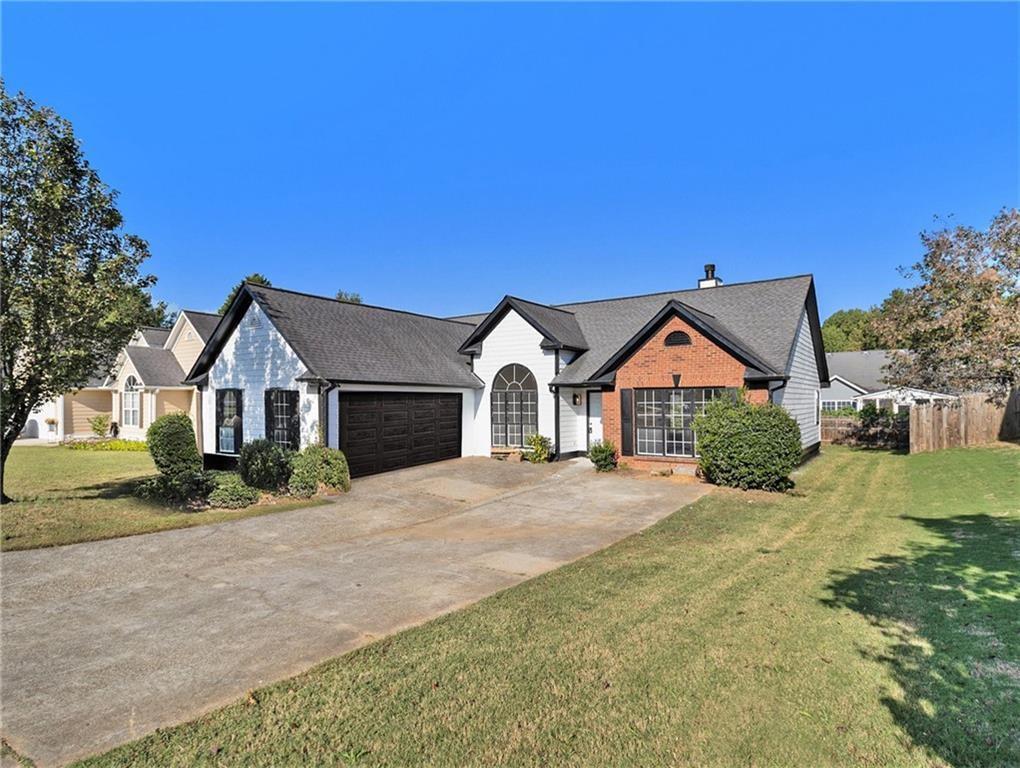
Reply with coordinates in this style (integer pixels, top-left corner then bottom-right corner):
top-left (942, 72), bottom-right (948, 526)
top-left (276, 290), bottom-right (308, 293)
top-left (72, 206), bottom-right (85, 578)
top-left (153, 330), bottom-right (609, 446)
top-left (1, 446), bottom-right (325, 551)
top-left (77, 444), bottom-right (1020, 767)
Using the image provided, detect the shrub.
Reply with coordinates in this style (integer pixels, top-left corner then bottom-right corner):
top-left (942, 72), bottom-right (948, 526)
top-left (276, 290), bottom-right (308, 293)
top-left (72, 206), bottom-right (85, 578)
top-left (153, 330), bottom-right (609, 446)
top-left (88, 413), bottom-right (111, 438)
top-left (146, 413), bottom-right (201, 476)
top-left (693, 396), bottom-right (801, 491)
top-left (68, 438), bottom-right (149, 452)
top-left (288, 444), bottom-right (351, 497)
top-left (135, 470), bottom-right (215, 506)
top-left (239, 439), bottom-right (293, 491)
top-left (824, 406), bottom-right (860, 419)
top-left (524, 433), bottom-right (552, 463)
top-left (208, 473), bottom-right (260, 509)
top-left (587, 440), bottom-right (618, 472)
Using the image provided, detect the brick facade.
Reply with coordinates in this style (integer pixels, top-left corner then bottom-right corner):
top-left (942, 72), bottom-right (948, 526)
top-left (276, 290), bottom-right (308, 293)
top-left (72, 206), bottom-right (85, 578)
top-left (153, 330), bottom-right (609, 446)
top-left (601, 315), bottom-right (769, 472)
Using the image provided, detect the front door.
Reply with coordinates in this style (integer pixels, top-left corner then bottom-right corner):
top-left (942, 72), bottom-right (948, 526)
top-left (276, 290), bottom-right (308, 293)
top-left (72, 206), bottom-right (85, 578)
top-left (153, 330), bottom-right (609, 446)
top-left (587, 391), bottom-right (603, 449)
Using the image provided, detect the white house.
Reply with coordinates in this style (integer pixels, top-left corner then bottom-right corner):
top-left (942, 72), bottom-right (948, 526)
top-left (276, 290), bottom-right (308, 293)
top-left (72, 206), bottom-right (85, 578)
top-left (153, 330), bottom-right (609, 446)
top-left (823, 351), bottom-right (956, 414)
top-left (185, 267), bottom-right (829, 477)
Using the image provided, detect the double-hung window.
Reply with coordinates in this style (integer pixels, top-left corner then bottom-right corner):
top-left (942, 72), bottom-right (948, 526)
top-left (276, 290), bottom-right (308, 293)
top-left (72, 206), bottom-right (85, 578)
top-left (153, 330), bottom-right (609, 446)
top-left (216, 389), bottom-right (243, 454)
top-left (635, 387), bottom-right (729, 457)
top-left (122, 376), bottom-right (140, 427)
top-left (265, 389), bottom-right (300, 451)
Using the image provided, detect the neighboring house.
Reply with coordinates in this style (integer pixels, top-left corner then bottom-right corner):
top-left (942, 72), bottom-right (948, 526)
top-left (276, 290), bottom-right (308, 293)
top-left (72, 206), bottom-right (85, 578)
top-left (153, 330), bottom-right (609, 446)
top-left (186, 266), bottom-right (828, 476)
top-left (823, 350), bottom-right (955, 414)
top-left (20, 311), bottom-right (221, 442)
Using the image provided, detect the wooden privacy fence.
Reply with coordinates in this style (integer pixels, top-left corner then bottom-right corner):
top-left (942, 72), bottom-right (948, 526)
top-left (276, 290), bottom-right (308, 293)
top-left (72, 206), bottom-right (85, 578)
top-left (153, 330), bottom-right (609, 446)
top-left (909, 391), bottom-right (1020, 454)
top-left (821, 416), bottom-right (908, 450)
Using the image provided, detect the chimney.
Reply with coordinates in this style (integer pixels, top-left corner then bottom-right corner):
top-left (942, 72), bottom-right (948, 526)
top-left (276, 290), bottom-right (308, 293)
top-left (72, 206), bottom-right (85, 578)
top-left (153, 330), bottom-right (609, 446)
top-left (698, 263), bottom-right (722, 288)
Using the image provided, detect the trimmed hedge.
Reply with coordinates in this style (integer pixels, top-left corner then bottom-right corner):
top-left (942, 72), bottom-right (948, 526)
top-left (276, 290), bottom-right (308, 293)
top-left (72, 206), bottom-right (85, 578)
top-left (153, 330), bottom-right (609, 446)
top-left (693, 396), bottom-right (801, 491)
top-left (288, 444), bottom-right (351, 497)
top-left (208, 473), bottom-right (260, 509)
top-left (239, 439), bottom-right (293, 491)
top-left (68, 439), bottom-right (148, 452)
top-left (587, 440), bottom-right (618, 472)
top-left (136, 471), bottom-right (215, 506)
top-left (146, 414), bottom-right (201, 476)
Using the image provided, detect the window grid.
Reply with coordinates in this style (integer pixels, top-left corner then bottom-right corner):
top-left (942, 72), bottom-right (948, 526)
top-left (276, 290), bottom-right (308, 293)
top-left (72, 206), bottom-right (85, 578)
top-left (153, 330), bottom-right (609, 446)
top-left (122, 376), bottom-right (140, 427)
top-left (270, 391), bottom-right (291, 449)
top-left (491, 364), bottom-right (538, 448)
top-left (635, 388), bottom-right (726, 458)
top-left (219, 391), bottom-right (238, 454)
top-left (821, 400), bottom-right (855, 412)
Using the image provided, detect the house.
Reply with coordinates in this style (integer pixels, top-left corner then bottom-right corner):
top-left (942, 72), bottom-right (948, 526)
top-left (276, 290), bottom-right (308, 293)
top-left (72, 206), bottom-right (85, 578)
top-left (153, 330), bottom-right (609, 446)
top-left (823, 350), bottom-right (956, 414)
top-left (21, 311), bottom-right (221, 442)
top-left (185, 266), bottom-right (829, 477)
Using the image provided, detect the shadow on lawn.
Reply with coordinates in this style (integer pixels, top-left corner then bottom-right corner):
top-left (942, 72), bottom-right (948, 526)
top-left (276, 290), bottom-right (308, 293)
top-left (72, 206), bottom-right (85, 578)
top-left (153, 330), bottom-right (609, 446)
top-left (824, 514), bottom-right (1020, 767)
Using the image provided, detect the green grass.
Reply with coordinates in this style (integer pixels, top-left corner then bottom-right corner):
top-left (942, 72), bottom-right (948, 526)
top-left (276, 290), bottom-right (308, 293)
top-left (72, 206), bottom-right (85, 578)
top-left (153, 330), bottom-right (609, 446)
top-left (2, 446), bottom-right (326, 551)
top-left (78, 445), bottom-right (1020, 767)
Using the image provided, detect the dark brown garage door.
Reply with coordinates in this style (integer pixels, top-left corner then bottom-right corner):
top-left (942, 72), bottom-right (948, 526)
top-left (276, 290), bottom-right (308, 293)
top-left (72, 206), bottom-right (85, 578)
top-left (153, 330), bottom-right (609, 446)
top-left (339, 392), bottom-right (462, 478)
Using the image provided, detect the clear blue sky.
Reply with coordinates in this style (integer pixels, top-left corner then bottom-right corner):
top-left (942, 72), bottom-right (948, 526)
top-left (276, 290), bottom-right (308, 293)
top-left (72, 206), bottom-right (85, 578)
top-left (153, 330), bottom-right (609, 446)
top-left (4, 2), bottom-right (1017, 320)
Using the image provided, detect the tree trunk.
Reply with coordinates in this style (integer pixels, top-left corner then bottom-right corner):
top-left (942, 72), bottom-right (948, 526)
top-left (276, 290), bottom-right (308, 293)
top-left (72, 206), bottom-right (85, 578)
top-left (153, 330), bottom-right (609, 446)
top-left (1, 404), bottom-right (32, 503)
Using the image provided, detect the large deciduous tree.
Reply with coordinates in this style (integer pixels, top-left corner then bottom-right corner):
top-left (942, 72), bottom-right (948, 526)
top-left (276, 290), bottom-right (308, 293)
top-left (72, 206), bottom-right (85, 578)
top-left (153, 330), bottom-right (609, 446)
top-left (219, 272), bottom-right (270, 314)
top-left (876, 209), bottom-right (1020, 401)
top-left (1, 84), bottom-right (156, 501)
top-left (821, 308), bottom-right (882, 352)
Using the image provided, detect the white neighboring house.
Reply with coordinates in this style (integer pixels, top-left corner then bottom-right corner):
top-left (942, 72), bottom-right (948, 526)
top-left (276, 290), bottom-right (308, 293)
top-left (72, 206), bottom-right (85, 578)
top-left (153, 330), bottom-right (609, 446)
top-left (185, 268), bottom-right (829, 478)
top-left (18, 311), bottom-right (221, 443)
top-left (822, 350), bottom-right (956, 414)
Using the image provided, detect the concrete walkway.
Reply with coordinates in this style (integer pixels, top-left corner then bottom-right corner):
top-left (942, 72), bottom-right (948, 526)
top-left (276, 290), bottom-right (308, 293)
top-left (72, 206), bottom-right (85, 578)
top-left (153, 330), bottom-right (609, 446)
top-left (0, 458), bottom-right (708, 766)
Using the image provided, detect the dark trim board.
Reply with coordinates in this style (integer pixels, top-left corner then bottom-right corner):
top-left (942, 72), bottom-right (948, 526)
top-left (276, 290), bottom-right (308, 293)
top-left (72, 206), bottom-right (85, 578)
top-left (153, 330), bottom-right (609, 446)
top-left (203, 453), bottom-right (239, 471)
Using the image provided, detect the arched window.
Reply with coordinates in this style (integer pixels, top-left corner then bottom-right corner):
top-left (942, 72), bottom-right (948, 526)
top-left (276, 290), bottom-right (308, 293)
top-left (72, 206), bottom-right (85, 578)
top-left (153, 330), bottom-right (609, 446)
top-left (491, 363), bottom-right (538, 447)
top-left (122, 375), bottom-right (140, 427)
top-left (665, 331), bottom-right (692, 347)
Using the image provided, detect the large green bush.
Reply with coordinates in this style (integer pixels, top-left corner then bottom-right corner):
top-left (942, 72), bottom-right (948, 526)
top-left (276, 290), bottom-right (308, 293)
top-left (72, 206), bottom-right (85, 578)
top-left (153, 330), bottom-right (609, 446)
top-left (146, 413), bottom-right (201, 476)
top-left (135, 471), bottom-right (215, 506)
top-left (239, 439), bottom-right (293, 491)
top-left (693, 397), bottom-right (801, 491)
top-left (208, 473), bottom-right (260, 509)
top-left (288, 444), bottom-right (351, 497)
top-left (587, 440), bottom-right (618, 472)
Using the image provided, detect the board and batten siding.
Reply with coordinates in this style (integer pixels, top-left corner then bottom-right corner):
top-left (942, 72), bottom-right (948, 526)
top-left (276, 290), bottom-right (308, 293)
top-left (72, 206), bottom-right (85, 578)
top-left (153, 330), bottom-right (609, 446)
top-left (468, 308), bottom-right (557, 456)
top-left (201, 301), bottom-right (319, 455)
top-left (774, 308), bottom-right (822, 448)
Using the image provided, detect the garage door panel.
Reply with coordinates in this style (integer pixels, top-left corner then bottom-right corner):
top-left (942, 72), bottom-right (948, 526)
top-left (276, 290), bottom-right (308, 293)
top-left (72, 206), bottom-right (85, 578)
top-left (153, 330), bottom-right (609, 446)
top-left (339, 392), bottom-right (462, 478)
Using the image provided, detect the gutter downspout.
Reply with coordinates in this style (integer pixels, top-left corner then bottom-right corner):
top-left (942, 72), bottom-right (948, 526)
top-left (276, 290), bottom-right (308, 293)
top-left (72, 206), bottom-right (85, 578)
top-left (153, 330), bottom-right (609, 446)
top-left (553, 352), bottom-right (561, 459)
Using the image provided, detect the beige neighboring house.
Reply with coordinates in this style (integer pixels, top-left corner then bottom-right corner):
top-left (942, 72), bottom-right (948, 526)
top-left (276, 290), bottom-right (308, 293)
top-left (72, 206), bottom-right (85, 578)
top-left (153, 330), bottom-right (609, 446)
top-left (20, 311), bottom-right (220, 443)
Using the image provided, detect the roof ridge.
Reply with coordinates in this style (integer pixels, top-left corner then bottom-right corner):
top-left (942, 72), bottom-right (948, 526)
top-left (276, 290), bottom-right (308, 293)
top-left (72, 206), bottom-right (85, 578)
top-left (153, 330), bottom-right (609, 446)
top-left (506, 295), bottom-right (577, 316)
top-left (552, 274), bottom-right (814, 309)
top-left (181, 309), bottom-right (221, 318)
top-left (245, 282), bottom-right (476, 327)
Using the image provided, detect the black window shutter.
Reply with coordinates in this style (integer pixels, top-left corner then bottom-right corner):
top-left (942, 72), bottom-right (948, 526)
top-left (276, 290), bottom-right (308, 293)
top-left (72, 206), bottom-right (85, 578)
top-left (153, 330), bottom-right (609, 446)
top-left (287, 390), bottom-right (300, 450)
top-left (264, 390), bottom-right (274, 444)
top-left (215, 391), bottom-right (224, 453)
top-left (234, 392), bottom-right (244, 450)
top-left (620, 388), bottom-right (634, 456)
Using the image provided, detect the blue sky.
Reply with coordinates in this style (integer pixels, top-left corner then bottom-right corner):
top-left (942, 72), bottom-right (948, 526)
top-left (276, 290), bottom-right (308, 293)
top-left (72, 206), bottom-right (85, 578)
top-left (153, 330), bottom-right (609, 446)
top-left (3, 2), bottom-right (1017, 320)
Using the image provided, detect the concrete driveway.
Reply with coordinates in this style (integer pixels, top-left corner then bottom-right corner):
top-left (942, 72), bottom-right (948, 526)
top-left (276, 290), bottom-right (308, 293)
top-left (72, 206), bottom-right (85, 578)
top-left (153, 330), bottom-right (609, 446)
top-left (1, 457), bottom-right (708, 766)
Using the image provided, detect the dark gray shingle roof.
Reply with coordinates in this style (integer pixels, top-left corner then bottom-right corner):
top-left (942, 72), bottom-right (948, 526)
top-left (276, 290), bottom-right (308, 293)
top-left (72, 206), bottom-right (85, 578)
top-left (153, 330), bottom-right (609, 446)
top-left (248, 285), bottom-right (483, 388)
top-left (509, 297), bottom-right (588, 350)
top-left (139, 327), bottom-right (171, 347)
top-left (124, 347), bottom-right (187, 387)
top-left (825, 350), bottom-right (893, 393)
top-left (551, 276), bottom-right (815, 385)
top-left (181, 310), bottom-right (221, 343)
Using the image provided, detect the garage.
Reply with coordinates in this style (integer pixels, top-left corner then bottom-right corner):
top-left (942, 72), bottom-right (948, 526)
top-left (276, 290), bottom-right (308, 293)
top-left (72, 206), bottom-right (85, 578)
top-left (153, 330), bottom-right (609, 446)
top-left (338, 392), bottom-right (462, 477)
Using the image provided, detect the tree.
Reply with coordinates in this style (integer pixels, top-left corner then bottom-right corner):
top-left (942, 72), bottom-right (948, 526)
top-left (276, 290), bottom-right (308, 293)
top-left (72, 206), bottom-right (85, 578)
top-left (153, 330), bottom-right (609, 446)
top-left (218, 273), bottom-right (270, 314)
top-left (1, 84), bottom-right (155, 500)
top-left (874, 209), bottom-right (1020, 401)
top-left (821, 308), bottom-right (882, 352)
top-left (335, 289), bottom-right (362, 304)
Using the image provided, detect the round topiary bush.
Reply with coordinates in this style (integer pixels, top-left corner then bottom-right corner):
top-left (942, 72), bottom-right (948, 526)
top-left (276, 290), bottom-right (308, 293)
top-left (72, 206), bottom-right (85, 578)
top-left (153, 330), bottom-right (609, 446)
top-left (288, 444), bottom-right (351, 497)
top-left (238, 439), bottom-right (292, 491)
top-left (693, 396), bottom-right (801, 491)
top-left (208, 473), bottom-right (261, 509)
top-left (146, 413), bottom-right (201, 477)
top-left (320, 448), bottom-right (351, 492)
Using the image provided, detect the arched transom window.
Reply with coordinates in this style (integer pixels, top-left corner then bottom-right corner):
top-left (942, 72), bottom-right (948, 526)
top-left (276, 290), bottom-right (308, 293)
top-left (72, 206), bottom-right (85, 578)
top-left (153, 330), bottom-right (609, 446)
top-left (491, 363), bottom-right (538, 447)
top-left (122, 375), bottom-right (140, 427)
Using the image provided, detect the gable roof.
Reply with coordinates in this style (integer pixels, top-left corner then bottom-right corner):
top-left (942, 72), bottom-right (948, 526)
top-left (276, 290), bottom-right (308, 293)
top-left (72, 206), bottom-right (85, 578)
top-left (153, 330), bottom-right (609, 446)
top-left (458, 296), bottom-right (588, 354)
top-left (186, 283), bottom-right (483, 389)
top-left (124, 346), bottom-right (187, 387)
top-left (545, 275), bottom-right (826, 386)
top-left (180, 310), bottom-right (221, 343)
top-left (138, 327), bottom-right (171, 347)
top-left (824, 350), bottom-right (893, 393)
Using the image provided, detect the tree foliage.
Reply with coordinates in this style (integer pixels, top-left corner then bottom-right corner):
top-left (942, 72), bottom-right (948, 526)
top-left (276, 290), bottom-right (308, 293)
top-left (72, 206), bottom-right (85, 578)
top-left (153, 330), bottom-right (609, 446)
top-left (219, 273), bottom-right (270, 314)
top-left (821, 308), bottom-right (882, 352)
top-left (335, 289), bottom-right (362, 304)
top-left (1, 83), bottom-right (155, 499)
top-left (874, 209), bottom-right (1020, 401)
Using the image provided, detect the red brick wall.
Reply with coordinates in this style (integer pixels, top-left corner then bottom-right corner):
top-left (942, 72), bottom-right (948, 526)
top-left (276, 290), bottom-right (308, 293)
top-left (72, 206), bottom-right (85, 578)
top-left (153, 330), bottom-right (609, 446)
top-left (601, 315), bottom-right (769, 471)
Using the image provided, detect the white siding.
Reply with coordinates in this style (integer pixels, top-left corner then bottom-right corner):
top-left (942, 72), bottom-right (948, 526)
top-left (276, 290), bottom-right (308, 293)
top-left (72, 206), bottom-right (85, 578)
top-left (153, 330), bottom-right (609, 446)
top-left (774, 308), bottom-right (821, 448)
top-left (203, 302), bottom-right (319, 454)
top-left (469, 309), bottom-right (557, 456)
